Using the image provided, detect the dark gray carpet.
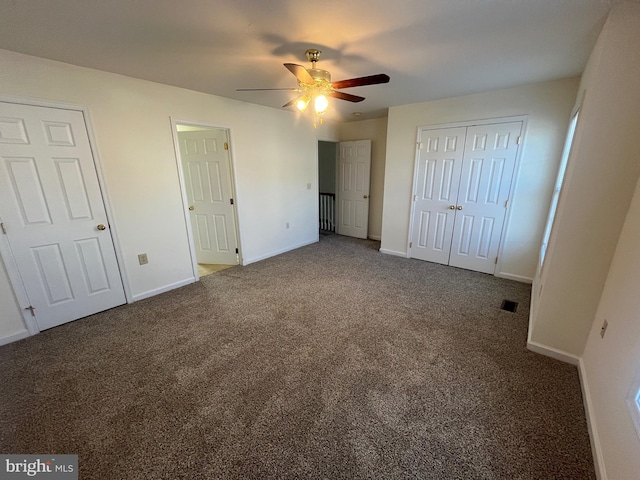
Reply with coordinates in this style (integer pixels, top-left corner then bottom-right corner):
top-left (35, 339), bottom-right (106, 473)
top-left (0, 234), bottom-right (595, 479)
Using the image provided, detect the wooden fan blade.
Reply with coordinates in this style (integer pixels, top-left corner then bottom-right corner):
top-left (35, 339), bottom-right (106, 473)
top-left (284, 63), bottom-right (315, 84)
top-left (332, 74), bottom-right (390, 90)
top-left (329, 91), bottom-right (365, 103)
top-left (236, 88), bottom-right (299, 91)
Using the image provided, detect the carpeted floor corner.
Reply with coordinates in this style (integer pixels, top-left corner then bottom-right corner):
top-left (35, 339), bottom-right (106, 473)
top-left (0, 234), bottom-right (595, 479)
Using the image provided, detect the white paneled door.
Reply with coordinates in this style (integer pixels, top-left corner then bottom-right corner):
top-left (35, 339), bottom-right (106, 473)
top-left (410, 121), bottom-right (522, 274)
top-left (0, 102), bottom-right (125, 331)
top-left (338, 140), bottom-right (371, 239)
top-left (410, 127), bottom-right (467, 264)
top-left (178, 129), bottom-right (238, 265)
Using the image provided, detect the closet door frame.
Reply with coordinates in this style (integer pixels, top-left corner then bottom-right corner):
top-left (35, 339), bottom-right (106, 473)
top-left (408, 115), bottom-right (528, 276)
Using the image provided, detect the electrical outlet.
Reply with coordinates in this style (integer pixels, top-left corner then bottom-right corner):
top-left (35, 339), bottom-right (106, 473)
top-left (600, 319), bottom-right (608, 338)
top-left (138, 253), bottom-right (148, 265)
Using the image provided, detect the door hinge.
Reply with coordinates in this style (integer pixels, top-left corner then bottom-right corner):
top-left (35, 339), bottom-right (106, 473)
top-left (235, 248), bottom-right (239, 254)
top-left (495, 257), bottom-right (498, 265)
top-left (505, 200), bottom-right (509, 208)
top-left (517, 136), bottom-right (521, 145)
top-left (224, 142), bottom-right (229, 151)
top-left (413, 195), bottom-right (417, 201)
top-left (25, 305), bottom-right (35, 317)
top-left (230, 198), bottom-right (234, 205)
top-left (417, 142), bottom-right (423, 150)
top-left (409, 242), bottom-right (413, 248)
top-left (0, 222), bottom-right (6, 234)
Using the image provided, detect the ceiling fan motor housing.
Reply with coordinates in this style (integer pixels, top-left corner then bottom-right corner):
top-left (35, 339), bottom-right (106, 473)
top-left (307, 68), bottom-right (331, 84)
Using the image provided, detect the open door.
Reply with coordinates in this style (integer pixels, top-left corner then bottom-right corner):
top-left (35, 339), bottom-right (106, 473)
top-left (175, 125), bottom-right (240, 267)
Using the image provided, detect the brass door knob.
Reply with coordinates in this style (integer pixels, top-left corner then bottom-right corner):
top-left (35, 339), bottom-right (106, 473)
top-left (97, 224), bottom-right (106, 231)
top-left (188, 205), bottom-right (195, 211)
top-left (449, 205), bottom-right (456, 210)
top-left (363, 195), bottom-right (368, 199)
top-left (457, 205), bottom-right (463, 210)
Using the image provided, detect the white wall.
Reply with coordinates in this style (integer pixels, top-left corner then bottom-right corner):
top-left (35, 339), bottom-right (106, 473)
top-left (340, 117), bottom-right (388, 241)
top-left (380, 78), bottom-right (579, 281)
top-left (0, 49), bottom-right (333, 342)
top-left (581, 175), bottom-right (640, 480)
top-left (529, 2), bottom-right (640, 358)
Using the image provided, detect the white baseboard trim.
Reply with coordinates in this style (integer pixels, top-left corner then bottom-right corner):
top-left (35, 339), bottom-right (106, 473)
top-left (243, 239), bottom-right (317, 266)
top-left (578, 358), bottom-right (607, 480)
top-left (527, 341), bottom-right (605, 477)
top-left (368, 235), bottom-right (381, 241)
top-left (496, 272), bottom-right (533, 284)
top-left (130, 277), bottom-right (196, 302)
top-left (0, 328), bottom-right (31, 346)
top-left (379, 248), bottom-right (408, 258)
top-left (526, 340), bottom-right (580, 365)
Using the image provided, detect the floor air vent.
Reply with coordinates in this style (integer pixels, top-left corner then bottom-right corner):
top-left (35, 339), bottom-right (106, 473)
top-left (501, 300), bottom-right (518, 313)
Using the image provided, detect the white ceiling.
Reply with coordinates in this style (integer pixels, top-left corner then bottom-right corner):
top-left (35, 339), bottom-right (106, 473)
top-left (0, 0), bottom-right (612, 122)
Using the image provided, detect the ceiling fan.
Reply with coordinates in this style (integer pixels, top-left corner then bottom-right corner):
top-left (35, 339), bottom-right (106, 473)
top-left (237, 49), bottom-right (390, 121)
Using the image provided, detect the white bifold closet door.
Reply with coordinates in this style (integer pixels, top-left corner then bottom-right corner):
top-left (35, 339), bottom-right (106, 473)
top-left (410, 121), bottom-right (522, 274)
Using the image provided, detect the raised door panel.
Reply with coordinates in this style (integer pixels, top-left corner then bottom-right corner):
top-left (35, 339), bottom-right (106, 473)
top-left (55, 158), bottom-right (94, 220)
top-left (31, 243), bottom-right (75, 305)
top-left (186, 162), bottom-right (206, 202)
top-left (75, 237), bottom-right (111, 294)
top-left (4, 157), bottom-right (52, 225)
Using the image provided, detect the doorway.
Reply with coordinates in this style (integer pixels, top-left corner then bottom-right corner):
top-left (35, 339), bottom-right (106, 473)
top-left (318, 139), bottom-right (373, 240)
top-left (318, 141), bottom-right (337, 234)
top-left (172, 122), bottom-right (240, 278)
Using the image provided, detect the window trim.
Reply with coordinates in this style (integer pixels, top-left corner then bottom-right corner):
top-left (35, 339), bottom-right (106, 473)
top-left (627, 369), bottom-right (640, 440)
top-left (539, 98), bottom-right (582, 271)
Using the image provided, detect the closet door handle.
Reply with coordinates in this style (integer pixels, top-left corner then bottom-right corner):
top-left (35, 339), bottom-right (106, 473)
top-left (448, 205), bottom-right (456, 210)
top-left (456, 205), bottom-right (463, 210)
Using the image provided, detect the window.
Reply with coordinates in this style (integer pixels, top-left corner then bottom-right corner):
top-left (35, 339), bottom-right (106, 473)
top-left (539, 108), bottom-right (580, 270)
top-left (627, 369), bottom-right (640, 440)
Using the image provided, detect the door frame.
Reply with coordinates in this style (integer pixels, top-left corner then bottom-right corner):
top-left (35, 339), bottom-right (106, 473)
top-left (407, 115), bottom-right (528, 276)
top-left (170, 118), bottom-right (242, 278)
top-left (0, 95), bottom-right (130, 335)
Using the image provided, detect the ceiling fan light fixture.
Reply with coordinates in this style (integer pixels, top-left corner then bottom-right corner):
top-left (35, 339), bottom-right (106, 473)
top-left (314, 94), bottom-right (329, 115)
top-left (238, 48), bottom-right (390, 126)
top-left (296, 95), bottom-right (311, 112)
